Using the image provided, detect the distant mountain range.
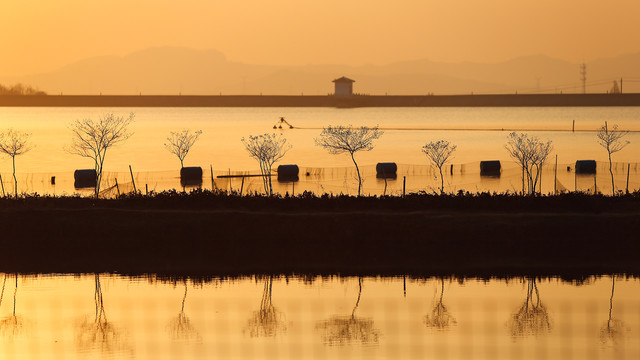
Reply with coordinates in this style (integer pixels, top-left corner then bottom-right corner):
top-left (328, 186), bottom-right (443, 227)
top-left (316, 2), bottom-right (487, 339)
top-left (2, 47), bottom-right (640, 95)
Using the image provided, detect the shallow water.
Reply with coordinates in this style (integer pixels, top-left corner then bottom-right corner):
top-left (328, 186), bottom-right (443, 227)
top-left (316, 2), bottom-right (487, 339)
top-left (0, 274), bottom-right (638, 360)
top-left (0, 106), bottom-right (638, 195)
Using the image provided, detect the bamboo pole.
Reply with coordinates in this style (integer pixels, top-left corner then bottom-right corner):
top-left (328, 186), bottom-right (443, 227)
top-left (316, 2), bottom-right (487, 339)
top-left (128, 165), bottom-right (137, 193)
top-left (554, 155), bottom-right (558, 195)
top-left (626, 163), bottom-right (630, 194)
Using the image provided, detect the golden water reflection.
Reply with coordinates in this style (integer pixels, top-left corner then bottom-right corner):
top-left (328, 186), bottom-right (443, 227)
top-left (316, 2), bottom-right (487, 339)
top-left (0, 274), bottom-right (637, 359)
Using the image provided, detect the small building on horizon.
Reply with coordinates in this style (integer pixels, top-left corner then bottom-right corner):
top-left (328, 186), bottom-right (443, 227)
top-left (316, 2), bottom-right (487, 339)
top-left (332, 76), bottom-right (355, 96)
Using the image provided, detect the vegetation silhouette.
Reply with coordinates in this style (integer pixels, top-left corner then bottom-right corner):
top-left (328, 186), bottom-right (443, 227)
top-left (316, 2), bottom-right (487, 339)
top-left (0, 83), bottom-right (45, 96)
top-left (165, 129), bottom-right (203, 169)
top-left (599, 276), bottom-right (627, 344)
top-left (67, 113), bottom-right (135, 198)
top-left (596, 122), bottom-right (630, 195)
top-left (507, 278), bottom-right (551, 337)
top-left (76, 274), bottom-right (129, 354)
top-left (424, 278), bottom-right (457, 329)
top-left (245, 276), bottom-right (286, 337)
top-left (315, 125), bottom-right (383, 196)
top-left (422, 140), bottom-right (457, 194)
top-left (242, 134), bottom-right (291, 196)
top-left (0, 129), bottom-right (32, 197)
top-left (505, 132), bottom-right (553, 195)
top-left (315, 277), bottom-right (380, 345)
top-left (0, 275), bottom-right (24, 339)
top-left (167, 281), bottom-right (200, 341)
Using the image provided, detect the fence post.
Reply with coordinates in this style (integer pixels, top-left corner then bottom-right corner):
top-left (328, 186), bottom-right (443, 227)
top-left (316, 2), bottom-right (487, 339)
top-left (554, 155), bottom-right (558, 195)
top-left (0, 174), bottom-right (4, 197)
top-left (129, 165), bottom-right (137, 193)
top-left (240, 176), bottom-right (245, 195)
top-left (402, 176), bottom-right (406, 197)
top-left (114, 178), bottom-right (120, 196)
top-left (145, 184), bottom-right (149, 196)
top-left (210, 164), bottom-right (215, 190)
top-left (626, 163), bottom-right (630, 194)
top-left (594, 173), bottom-right (597, 195)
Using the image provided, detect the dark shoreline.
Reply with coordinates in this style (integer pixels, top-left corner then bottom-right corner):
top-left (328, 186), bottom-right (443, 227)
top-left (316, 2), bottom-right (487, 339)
top-left (2, 93), bottom-right (640, 107)
top-left (1, 192), bottom-right (639, 279)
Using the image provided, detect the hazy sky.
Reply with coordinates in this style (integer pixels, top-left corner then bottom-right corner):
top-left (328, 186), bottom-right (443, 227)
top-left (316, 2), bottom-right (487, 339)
top-left (2, 0), bottom-right (639, 76)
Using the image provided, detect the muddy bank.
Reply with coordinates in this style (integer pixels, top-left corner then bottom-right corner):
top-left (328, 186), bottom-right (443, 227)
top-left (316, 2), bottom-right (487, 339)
top-left (0, 192), bottom-right (638, 278)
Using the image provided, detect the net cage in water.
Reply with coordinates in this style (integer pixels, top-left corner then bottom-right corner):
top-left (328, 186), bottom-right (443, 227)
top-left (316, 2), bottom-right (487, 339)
top-left (0, 160), bottom-right (639, 197)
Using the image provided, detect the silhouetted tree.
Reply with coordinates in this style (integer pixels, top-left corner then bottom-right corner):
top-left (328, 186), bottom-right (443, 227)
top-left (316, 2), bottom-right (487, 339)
top-left (168, 281), bottom-right (200, 341)
top-left (245, 276), bottom-right (286, 337)
top-left (424, 279), bottom-right (456, 329)
top-left (164, 129), bottom-right (203, 168)
top-left (315, 125), bottom-right (384, 196)
top-left (67, 113), bottom-right (135, 198)
top-left (507, 279), bottom-right (551, 337)
top-left (600, 276), bottom-right (626, 344)
top-left (0, 129), bottom-right (32, 197)
top-left (597, 122), bottom-right (630, 195)
top-left (316, 277), bottom-right (380, 345)
top-left (422, 140), bottom-right (457, 194)
top-left (505, 132), bottom-right (553, 195)
top-left (242, 133), bottom-right (291, 195)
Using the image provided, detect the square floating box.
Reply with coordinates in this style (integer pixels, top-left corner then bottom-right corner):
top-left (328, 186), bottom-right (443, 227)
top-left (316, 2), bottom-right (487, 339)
top-left (376, 162), bottom-right (397, 179)
top-left (180, 167), bottom-right (203, 186)
top-left (480, 161), bottom-right (501, 177)
top-left (74, 169), bottom-right (97, 189)
top-left (277, 165), bottom-right (299, 182)
top-left (575, 160), bottom-right (597, 174)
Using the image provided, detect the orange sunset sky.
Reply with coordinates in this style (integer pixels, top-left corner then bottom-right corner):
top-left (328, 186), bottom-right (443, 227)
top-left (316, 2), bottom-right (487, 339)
top-left (1, 0), bottom-right (639, 77)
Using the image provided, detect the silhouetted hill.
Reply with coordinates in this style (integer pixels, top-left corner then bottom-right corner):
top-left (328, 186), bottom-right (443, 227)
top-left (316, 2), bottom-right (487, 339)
top-left (2, 47), bottom-right (639, 95)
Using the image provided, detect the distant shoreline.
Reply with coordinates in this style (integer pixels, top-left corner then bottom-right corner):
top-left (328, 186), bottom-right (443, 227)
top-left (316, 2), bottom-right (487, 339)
top-left (1, 93), bottom-right (640, 107)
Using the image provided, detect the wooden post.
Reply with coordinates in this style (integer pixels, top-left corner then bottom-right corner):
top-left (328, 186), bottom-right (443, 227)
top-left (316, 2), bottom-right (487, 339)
top-left (145, 184), bottom-right (148, 195)
top-left (240, 176), bottom-right (245, 195)
top-left (0, 173), bottom-right (5, 197)
top-left (214, 164), bottom-right (216, 191)
top-left (626, 163), bottom-right (630, 194)
top-left (292, 181), bottom-right (295, 197)
top-left (228, 168), bottom-right (232, 192)
top-left (402, 176), bottom-right (406, 197)
top-left (594, 173), bottom-right (597, 195)
top-left (572, 120), bottom-right (575, 132)
top-left (574, 169), bottom-right (577, 192)
top-left (114, 178), bottom-right (120, 196)
top-left (450, 164), bottom-right (453, 175)
top-left (129, 165), bottom-right (137, 193)
top-left (403, 275), bottom-right (406, 297)
top-left (554, 155), bottom-right (558, 195)
top-left (522, 166), bottom-right (525, 195)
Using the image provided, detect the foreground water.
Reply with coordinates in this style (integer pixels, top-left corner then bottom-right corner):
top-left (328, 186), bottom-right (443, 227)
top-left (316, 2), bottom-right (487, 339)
top-left (0, 107), bottom-right (639, 195)
top-left (0, 274), bottom-right (637, 360)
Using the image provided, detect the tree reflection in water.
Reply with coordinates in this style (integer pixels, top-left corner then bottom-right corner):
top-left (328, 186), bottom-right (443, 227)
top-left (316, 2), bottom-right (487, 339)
top-left (507, 278), bottom-right (551, 337)
top-left (168, 281), bottom-right (200, 341)
top-left (0, 275), bottom-right (24, 338)
top-left (245, 276), bottom-right (286, 337)
top-left (76, 274), bottom-right (128, 353)
top-left (316, 277), bottom-right (380, 345)
top-left (600, 276), bottom-right (626, 344)
top-left (424, 278), bottom-right (456, 329)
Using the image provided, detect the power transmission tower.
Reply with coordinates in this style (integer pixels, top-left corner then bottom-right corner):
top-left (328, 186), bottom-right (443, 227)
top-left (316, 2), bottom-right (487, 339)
top-left (580, 63), bottom-right (587, 94)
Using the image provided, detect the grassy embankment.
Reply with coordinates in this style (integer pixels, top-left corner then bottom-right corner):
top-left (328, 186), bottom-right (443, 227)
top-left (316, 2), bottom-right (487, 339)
top-left (1, 190), bottom-right (639, 279)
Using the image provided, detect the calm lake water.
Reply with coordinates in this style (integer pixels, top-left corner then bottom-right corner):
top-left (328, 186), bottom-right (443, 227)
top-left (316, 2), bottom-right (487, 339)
top-left (0, 274), bottom-right (638, 360)
top-left (0, 107), bottom-right (638, 195)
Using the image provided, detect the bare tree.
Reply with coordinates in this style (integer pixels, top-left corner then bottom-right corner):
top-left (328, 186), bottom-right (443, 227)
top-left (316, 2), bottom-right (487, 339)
top-left (505, 132), bottom-right (553, 195)
top-left (164, 129), bottom-right (203, 168)
top-left (315, 125), bottom-right (384, 196)
top-left (0, 129), bottom-right (31, 197)
top-left (67, 113), bottom-right (134, 198)
top-left (597, 122), bottom-right (629, 195)
top-left (422, 140), bottom-right (457, 194)
top-left (242, 133), bottom-right (291, 195)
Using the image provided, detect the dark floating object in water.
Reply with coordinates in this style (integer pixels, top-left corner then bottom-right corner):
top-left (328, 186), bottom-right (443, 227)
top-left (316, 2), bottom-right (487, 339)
top-left (277, 165), bottom-right (299, 182)
top-left (180, 167), bottom-right (203, 187)
top-left (74, 169), bottom-right (97, 189)
top-left (575, 160), bottom-right (597, 174)
top-left (376, 162), bottom-right (397, 179)
top-left (480, 160), bottom-right (501, 177)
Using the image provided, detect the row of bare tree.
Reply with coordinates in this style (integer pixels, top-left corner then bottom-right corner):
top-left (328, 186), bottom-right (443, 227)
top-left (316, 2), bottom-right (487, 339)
top-left (0, 115), bottom-right (630, 197)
